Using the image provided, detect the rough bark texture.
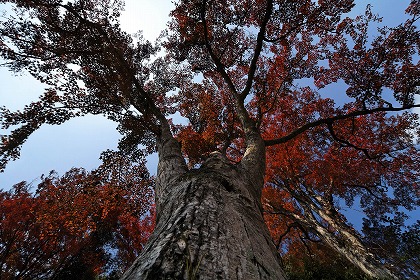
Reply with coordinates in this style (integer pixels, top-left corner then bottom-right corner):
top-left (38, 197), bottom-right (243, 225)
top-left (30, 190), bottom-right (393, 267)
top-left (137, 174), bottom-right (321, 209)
top-left (269, 186), bottom-right (397, 279)
top-left (295, 206), bottom-right (396, 279)
top-left (121, 138), bottom-right (286, 279)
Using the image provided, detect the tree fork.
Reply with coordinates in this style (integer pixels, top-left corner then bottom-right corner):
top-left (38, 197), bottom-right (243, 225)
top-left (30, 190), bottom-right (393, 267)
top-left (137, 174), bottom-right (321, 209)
top-left (122, 136), bottom-right (286, 279)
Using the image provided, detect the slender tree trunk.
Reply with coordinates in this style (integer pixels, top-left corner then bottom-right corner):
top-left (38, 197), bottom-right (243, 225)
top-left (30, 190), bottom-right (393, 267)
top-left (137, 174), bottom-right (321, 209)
top-left (121, 130), bottom-right (286, 279)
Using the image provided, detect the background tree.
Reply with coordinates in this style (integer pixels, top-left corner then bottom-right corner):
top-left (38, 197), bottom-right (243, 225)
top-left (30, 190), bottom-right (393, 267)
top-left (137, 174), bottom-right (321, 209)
top-left (0, 152), bottom-right (155, 279)
top-left (0, 0), bottom-right (419, 279)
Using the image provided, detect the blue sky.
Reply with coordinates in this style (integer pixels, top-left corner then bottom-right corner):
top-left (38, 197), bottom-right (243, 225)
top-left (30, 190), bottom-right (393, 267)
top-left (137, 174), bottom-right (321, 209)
top-left (0, 0), bottom-right (417, 192)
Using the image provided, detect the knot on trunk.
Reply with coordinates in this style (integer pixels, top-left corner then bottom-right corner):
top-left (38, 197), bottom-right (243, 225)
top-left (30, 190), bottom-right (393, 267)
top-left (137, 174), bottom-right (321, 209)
top-left (201, 151), bottom-right (230, 169)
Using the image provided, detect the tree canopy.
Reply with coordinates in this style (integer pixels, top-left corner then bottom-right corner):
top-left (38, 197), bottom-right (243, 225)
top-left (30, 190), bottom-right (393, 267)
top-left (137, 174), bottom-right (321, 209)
top-left (0, 151), bottom-right (155, 279)
top-left (0, 0), bottom-right (419, 279)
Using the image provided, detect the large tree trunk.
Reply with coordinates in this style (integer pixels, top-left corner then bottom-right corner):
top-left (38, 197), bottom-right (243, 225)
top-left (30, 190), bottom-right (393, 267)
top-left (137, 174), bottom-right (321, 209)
top-left (121, 129), bottom-right (286, 279)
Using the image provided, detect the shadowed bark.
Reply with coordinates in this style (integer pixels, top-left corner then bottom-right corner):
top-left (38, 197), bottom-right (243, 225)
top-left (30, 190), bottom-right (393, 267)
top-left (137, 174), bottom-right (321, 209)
top-left (121, 128), bottom-right (286, 279)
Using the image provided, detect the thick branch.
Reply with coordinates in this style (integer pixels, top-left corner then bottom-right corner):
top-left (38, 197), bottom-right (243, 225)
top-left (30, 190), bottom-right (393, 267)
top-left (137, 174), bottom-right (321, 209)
top-left (240, 0), bottom-right (273, 101)
top-left (200, 0), bottom-right (238, 95)
top-left (200, 1), bottom-right (267, 182)
top-left (264, 104), bottom-right (420, 146)
top-left (326, 122), bottom-right (376, 159)
top-left (61, 4), bottom-right (169, 129)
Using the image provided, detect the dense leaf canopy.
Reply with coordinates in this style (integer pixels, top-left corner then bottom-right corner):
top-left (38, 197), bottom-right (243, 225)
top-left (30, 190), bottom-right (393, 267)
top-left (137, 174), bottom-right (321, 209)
top-left (0, 151), bottom-right (154, 279)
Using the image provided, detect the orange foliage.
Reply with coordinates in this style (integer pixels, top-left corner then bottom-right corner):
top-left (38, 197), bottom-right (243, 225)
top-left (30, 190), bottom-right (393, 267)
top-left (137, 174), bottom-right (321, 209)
top-left (0, 155), bottom-right (155, 279)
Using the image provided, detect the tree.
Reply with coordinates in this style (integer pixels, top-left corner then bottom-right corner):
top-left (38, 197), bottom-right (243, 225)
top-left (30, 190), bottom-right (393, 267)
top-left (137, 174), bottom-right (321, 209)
top-left (0, 152), bottom-right (155, 279)
top-left (0, 0), bottom-right (419, 279)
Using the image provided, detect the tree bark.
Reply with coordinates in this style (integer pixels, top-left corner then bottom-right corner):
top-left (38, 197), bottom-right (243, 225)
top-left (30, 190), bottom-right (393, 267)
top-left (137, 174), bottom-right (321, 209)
top-left (296, 206), bottom-right (396, 279)
top-left (121, 133), bottom-right (286, 279)
top-left (266, 187), bottom-right (397, 279)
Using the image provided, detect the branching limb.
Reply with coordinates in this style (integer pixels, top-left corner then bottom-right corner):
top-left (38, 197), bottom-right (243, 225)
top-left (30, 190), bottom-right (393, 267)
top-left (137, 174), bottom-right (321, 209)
top-left (240, 0), bottom-right (273, 101)
top-left (200, 0), bottom-right (238, 96)
top-left (326, 121), bottom-right (376, 159)
top-left (264, 104), bottom-right (420, 146)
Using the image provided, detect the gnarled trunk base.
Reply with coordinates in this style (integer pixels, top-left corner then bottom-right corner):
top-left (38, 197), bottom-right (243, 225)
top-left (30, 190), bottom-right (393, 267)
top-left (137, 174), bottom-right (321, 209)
top-left (121, 158), bottom-right (286, 279)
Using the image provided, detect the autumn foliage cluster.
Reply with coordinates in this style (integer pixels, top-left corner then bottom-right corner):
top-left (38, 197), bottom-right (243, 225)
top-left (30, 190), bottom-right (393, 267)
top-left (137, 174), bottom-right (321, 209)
top-left (0, 152), bottom-right (155, 279)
